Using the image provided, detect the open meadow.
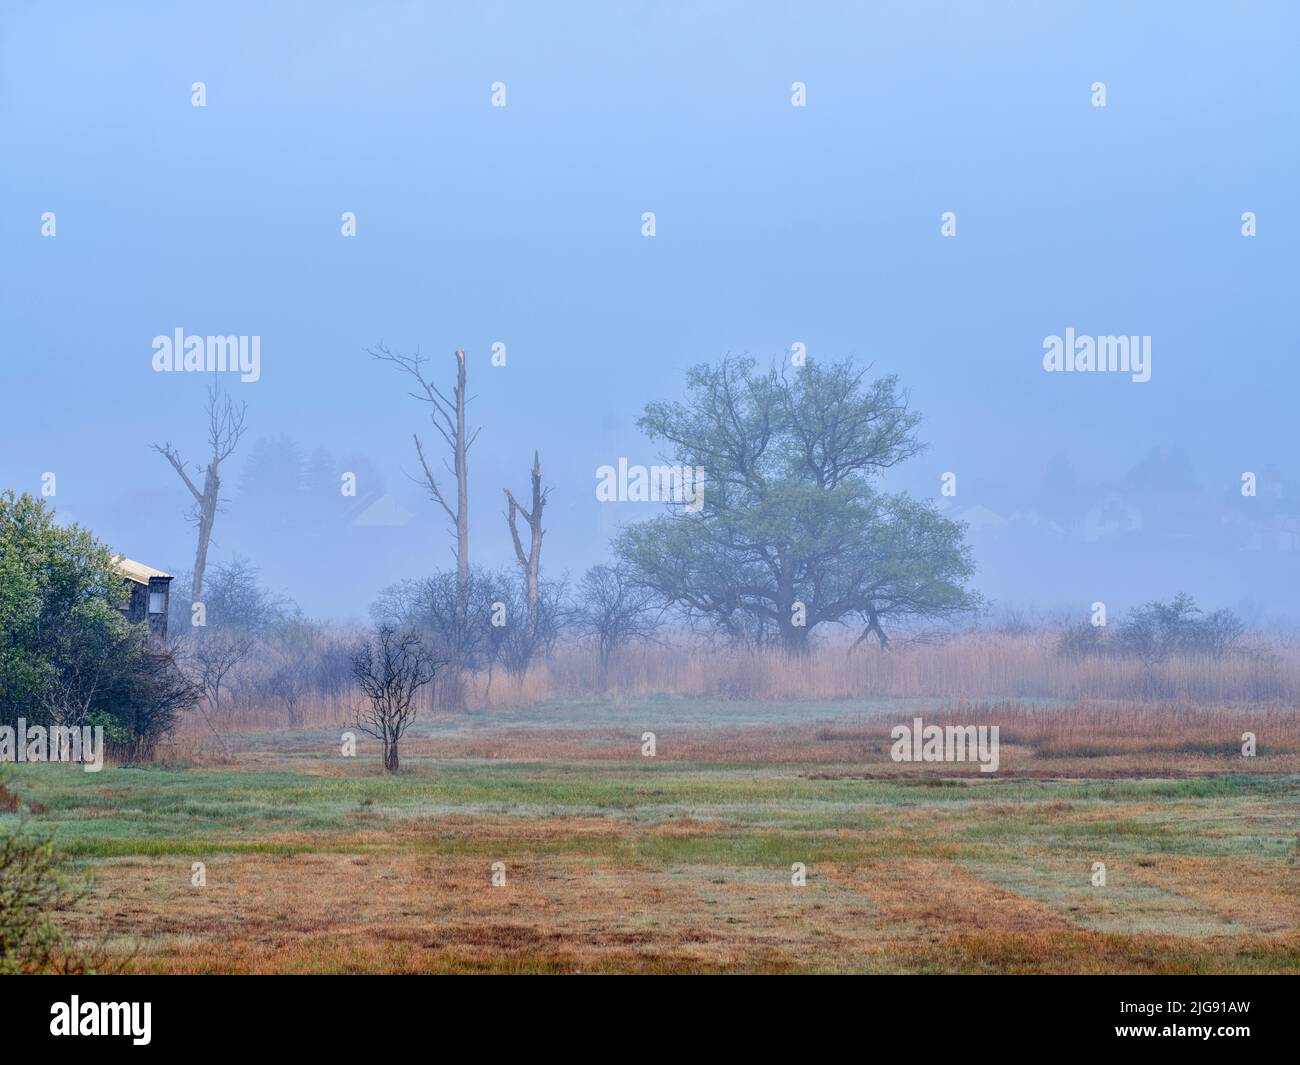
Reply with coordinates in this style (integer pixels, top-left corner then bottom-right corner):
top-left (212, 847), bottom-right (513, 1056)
top-left (5, 642), bottom-right (1298, 974)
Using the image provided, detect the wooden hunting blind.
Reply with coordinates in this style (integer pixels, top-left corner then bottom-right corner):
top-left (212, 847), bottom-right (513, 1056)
top-left (113, 557), bottom-right (173, 643)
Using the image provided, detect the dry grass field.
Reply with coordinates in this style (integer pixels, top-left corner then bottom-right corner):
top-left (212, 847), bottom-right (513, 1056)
top-left (5, 636), bottom-right (1299, 974)
top-left (181, 631), bottom-right (1300, 735)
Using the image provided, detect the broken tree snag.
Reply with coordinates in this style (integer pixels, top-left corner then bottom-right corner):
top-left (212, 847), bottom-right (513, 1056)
top-left (152, 384), bottom-right (248, 604)
top-left (505, 450), bottom-right (549, 637)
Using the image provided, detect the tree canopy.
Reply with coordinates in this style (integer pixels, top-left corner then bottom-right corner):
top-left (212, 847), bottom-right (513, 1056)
top-left (615, 357), bottom-right (979, 652)
top-left (0, 491), bottom-right (196, 755)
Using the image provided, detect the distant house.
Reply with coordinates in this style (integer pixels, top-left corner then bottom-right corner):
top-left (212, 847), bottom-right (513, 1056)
top-left (347, 492), bottom-right (413, 527)
top-left (1220, 510), bottom-right (1300, 554)
top-left (1083, 492), bottom-right (1142, 542)
top-left (113, 558), bottom-right (173, 644)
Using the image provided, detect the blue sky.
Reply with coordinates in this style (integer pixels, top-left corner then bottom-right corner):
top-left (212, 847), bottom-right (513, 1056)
top-left (2, 1), bottom-right (1297, 623)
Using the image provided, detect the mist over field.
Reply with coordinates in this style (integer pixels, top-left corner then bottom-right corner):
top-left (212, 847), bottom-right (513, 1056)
top-left (2, 1), bottom-right (1297, 625)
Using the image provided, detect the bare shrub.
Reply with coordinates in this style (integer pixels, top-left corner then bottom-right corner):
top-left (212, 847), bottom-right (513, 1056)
top-left (349, 625), bottom-right (435, 772)
top-left (571, 565), bottom-right (662, 689)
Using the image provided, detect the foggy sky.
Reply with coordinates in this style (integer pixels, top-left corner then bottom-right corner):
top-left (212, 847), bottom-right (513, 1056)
top-left (2, 1), bottom-right (1297, 624)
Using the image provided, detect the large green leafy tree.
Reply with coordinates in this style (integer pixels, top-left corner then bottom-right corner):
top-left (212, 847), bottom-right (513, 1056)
top-left (0, 491), bottom-right (196, 753)
top-left (0, 490), bottom-right (124, 717)
top-left (615, 357), bottom-right (979, 654)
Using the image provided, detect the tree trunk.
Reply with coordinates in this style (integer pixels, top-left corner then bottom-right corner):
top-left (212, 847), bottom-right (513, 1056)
top-left (851, 609), bottom-right (891, 651)
top-left (384, 738), bottom-right (399, 772)
top-left (780, 626), bottom-right (811, 657)
top-left (443, 349), bottom-right (470, 713)
top-left (192, 467), bottom-right (219, 603)
top-left (454, 348), bottom-right (469, 598)
top-left (153, 386), bottom-right (246, 612)
top-left (437, 669), bottom-right (466, 713)
top-left (367, 344), bottom-right (473, 712)
top-left (865, 610), bottom-right (889, 649)
top-left (505, 450), bottom-right (547, 639)
top-left (777, 578), bottom-right (809, 656)
top-left (525, 471), bottom-right (541, 636)
top-left (597, 644), bottom-right (612, 692)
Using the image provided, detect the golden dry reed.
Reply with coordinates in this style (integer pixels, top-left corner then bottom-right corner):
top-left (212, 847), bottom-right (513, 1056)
top-left (173, 631), bottom-right (1300, 739)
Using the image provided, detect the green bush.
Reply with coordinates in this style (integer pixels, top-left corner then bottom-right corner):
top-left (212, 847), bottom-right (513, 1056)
top-left (0, 816), bottom-right (95, 974)
top-left (0, 490), bottom-right (198, 756)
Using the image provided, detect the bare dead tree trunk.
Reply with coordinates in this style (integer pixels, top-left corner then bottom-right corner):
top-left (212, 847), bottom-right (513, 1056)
top-left (368, 344), bottom-right (478, 710)
top-left (152, 384), bottom-right (247, 606)
top-left (453, 348), bottom-right (469, 598)
top-left (368, 344), bottom-right (477, 584)
top-left (192, 466), bottom-right (218, 602)
top-left (505, 450), bottom-right (548, 638)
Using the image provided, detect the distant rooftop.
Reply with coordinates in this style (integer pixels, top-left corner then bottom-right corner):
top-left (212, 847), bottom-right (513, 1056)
top-left (113, 557), bottom-right (172, 585)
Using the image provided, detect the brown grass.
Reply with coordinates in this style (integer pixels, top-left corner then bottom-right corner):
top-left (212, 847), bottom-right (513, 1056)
top-left (68, 826), bottom-right (1300, 975)
top-left (480, 632), bottom-right (1300, 707)
top-left (173, 631), bottom-right (1300, 742)
top-left (43, 684), bottom-right (1300, 974)
top-left (287, 705), bottom-right (1300, 778)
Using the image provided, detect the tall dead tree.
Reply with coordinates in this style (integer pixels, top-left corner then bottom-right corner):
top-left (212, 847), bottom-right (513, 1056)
top-left (369, 344), bottom-right (477, 710)
top-left (152, 384), bottom-right (248, 606)
top-left (505, 450), bottom-right (549, 638)
top-left (368, 344), bottom-right (476, 592)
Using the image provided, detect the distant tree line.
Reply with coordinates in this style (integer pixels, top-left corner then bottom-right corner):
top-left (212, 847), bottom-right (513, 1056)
top-left (35, 352), bottom-right (1266, 777)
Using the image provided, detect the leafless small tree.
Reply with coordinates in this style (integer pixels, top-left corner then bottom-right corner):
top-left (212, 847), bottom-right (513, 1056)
top-left (505, 450), bottom-right (549, 640)
top-left (263, 635), bottom-right (316, 727)
top-left (190, 629), bottom-right (255, 711)
top-left (574, 564), bottom-right (662, 689)
top-left (486, 571), bottom-right (567, 681)
top-left (370, 570), bottom-right (497, 709)
top-left (349, 625), bottom-right (435, 772)
top-left (180, 558), bottom-right (285, 751)
top-left (152, 384), bottom-right (248, 604)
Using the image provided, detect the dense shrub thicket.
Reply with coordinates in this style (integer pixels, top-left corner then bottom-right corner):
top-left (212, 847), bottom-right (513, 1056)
top-left (1058, 593), bottom-right (1245, 662)
top-left (0, 491), bottom-right (198, 758)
